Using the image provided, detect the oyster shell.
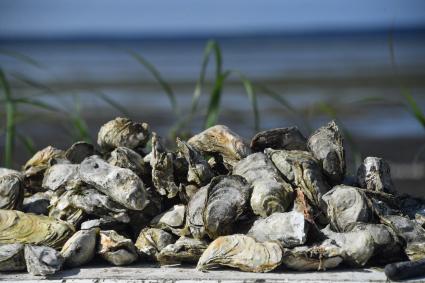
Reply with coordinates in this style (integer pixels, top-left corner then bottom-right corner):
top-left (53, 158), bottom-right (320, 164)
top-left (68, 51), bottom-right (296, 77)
top-left (380, 215), bottom-right (425, 261)
top-left (42, 163), bottom-right (80, 192)
top-left (176, 138), bottom-right (213, 186)
top-left (23, 146), bottom-right (65, 192)
top-left (351, 223), bottom-right (404, 264)
top-left (203, 175), bottom-right (251, 239)
top-left (65, 141), bottom-right (95, 164)
top-left (250, 126), bottom-right (307, 152)
top-left (79, 155), bottom-right (148, 210)
top-left (150, 204), bottom-right (185, 236)
top-left (0, 243), bottom-right (26, 271)
top-left (178, 184), bottom-right (199, 204)
top-left (406, 242), bottom-right (425, 261)
top-left (197, 234), bottom-right (282, 272)
top-left (108, 146), bottom-right (151, 182)
top-left (233, 152), bottom-right (293, 217)
top-left (97, 117), bottom-right (150, 151)
top-left (321, 225), bottom-right (375, 266)
top-left (49, 190), bottom-right (85, 226)
top-left (150, 133), bottom-right (179, 198)
top-left (307, 121), bottom-right (345, 185)
top-left (247, 211), bottom-right (308, 248)
top-left (61, 228), bottom-right (97, 267)
top-left (281, 240), bottom-right (343, 271)
top-left (398, 195), bottom-right (425, 220)
top-left (188, 125), bottom-right (251, 167)
top-left (0, 210), bottom-right (74, 249)
top-left (135, 228), bottom-right (175, 261)
top-left (23, 191), bottom-right (52, 215)
top-left (357, 157), bottom-right (396, 194)
top-left (24, 245), bottom-right (64, 276)
top-left (0, 168), bottom-right (24, 210)
top-left (266, 149), bottom-right (329, 211)
top-left (68, 187), bottom-right (129, 222)
top-left (98, 230), bottom-right (138, 266)
top-left (322, 185), bottom-right (372, 232)
top-left (157, 236), bottom-right (208, 265)
top-left (186, 184), bottom-right (209, 239)
top-left (49, 186), bottom-right (130, 225)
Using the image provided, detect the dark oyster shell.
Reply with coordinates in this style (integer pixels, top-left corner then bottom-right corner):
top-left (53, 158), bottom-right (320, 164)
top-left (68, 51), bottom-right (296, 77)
top-left (0, 168), bottom-right (24, 210)
top-left (97, 117), bottom-right (150, 151)
top-left (65, 141), bottom-right (96, 164)
top-left (176, 138), bottom-right (213, 186)
top-left (380, 215), bottom-right (425, 261)
top-left (203, 175), bottom-right (251, 239)
top-left (322, 185), bottom-right (372, 232)
top-left (233, 152), bottom-right (293, 217)
top-left (186, 184), bottom-right (209, 239)
top-left (250, 126), bottom-right (307, 152)
top-left (150, 133), bottom-right (179, 198)
top-left (266, 149), bottom-right (329, 214)
top-left (23, 191), bottom-right (52, 215)
top-left (307, 121), bottom-right (345, 185)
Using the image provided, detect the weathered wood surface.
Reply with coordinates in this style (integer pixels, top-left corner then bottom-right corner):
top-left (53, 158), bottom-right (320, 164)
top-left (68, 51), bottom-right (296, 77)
top-left (1, 264), bottom-right (424, 282)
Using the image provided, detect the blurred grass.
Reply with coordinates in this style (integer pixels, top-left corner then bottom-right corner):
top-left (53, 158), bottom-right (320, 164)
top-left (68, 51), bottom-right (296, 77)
top-left (388, 30), bottom-right (425, 130)
top-left (129, 51), bottom-right (179, 116)
top-left (0, 68), bottom-right (15, 168)
top-left (1, 38), bottom-right (424, 169)
top-left (69, 95), bottom-right (91, 143)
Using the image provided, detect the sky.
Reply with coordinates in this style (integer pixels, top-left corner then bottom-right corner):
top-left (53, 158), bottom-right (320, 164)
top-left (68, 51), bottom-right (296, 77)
top-left (1, 0), bottom-right (425, 38)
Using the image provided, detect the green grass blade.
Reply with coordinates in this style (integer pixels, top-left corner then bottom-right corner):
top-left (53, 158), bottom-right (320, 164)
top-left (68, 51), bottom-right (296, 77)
top-left (401, 91), bottom-right (425, 129)
top-left (255, 84), bottom-right (295, 112)
top-left (93, 91), bottom-right (131, 117)
top-left (204, 70), bottom-right (231, 129)
top-left (228, 70), bottom-right (260, 131)
top-left (71, 115), bottom-right (91, 142)
top-left (256, 84), bottom-right (314, 132)
top-left (129, 51), bottom-right (178, 115)
top-left (388, 30), bottom-right (425, 130)
top-left (191, 40), bottom-right (222, 116)
top-left (70, 95), bottom-right (91, 142)
top-left (0, 49), bottom-right (43, 69)
top-left (16, 131), bottom-right (36, 155)
top-left (12, 97), bottom-right (60, 112)
top-left (0, 68), bottom-right (16, 168)
top-left (9, 73), bottom-right (54, 93)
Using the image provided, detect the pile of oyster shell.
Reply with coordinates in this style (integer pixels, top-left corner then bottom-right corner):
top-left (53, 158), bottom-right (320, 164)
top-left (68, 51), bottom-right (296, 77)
top-left (1, 117), bottom-right (424, 276)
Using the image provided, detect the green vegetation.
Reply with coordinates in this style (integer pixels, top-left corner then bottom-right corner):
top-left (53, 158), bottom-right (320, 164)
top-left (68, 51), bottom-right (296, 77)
top-left (388, 31), bottom-right (425, 130)
top-left (1, 40), bottom-right (424, 170)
